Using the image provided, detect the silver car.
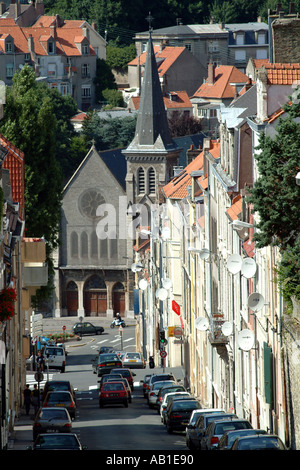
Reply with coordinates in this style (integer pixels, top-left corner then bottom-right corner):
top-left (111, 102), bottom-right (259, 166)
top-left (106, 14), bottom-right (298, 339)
top-left (122, 352), bottom-right (145, 369)
top-left (148, 380), bottom-right (176, 408)
top-left (32, 407), bottom-right (72, 440)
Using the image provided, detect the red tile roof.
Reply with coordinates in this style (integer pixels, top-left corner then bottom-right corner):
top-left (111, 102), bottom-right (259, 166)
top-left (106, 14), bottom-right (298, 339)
top-left (163, 140), bottom-right (220, 200)
top-left (129, 46), bottom-right (186, 77)
top-left (131, 90), bottom-right (192, 111)
top-left (192, 65), bottom-right (250, 100)
top-left (226, 194), bottom-right (242, 221)
top-left (0, 134), bottom-right (25, 221)
top-left (263, 63), bottom-right (300, 85)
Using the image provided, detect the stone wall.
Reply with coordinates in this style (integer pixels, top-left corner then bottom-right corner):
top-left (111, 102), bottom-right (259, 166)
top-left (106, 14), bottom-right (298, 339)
top-left (272, 17), bottom-right (300, 63)
top-left (282, 297), bottom-right (300, 449)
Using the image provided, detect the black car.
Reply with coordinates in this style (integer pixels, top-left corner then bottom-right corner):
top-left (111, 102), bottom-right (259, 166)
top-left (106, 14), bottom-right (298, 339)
top-left (201, 418), bottom-right (253, 450)
top-left (231, 434), bottom-right (287, 450)
top-left (111, 368), bottom-right (136, 390)
top-left (155, 384), bottom-right (186, 411)
top-left (92, 353), bottom-right (123, 377)
top-left (73, 322), bottom-right (104, 336)
top-left (27, 433), bottom-right (87, 450)
top-left (99, 346), bottom-right (115, 354)
top-left (165, 398), bottom-right (201, 434)
top-left (193, 413), bottom-right (238, 450)
top-left (42, 380), bottom-right (76, 402)
top-left (217, 428), bottom-right (267, 450)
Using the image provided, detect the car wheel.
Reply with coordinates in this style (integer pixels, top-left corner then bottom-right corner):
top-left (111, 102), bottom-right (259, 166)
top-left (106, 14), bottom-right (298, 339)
top-left (99, 401), bottom-right (103, 408)
top-left (124, 400), bottom-right (128, 408)
top-left (166, 424), bottom-right (173, 434)
top-left (61, 367), bottom-right (65, 373)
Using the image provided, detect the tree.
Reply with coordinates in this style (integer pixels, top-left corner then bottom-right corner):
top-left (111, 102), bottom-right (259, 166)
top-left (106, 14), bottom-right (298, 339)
top-left (168, 113), bottom-right (202, 138)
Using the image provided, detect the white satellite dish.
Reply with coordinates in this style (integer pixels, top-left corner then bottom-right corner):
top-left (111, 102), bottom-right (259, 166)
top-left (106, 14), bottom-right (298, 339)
top-left (221, 321), bottom-right (233, 337)
top-left (131, 263), bottom-right (138, 272)
top-left (162, 278), bottom-right (172, 290)
top-left (199, 248), bottom-right (210, 260)
top-left (247, 292), bottom-right (265, 312)
top-left (227, 254), bottom-right (242, 274)
top-left (241, 258), bottom-right (257, 278)
top-left (195, 317), bottom-right (209, 331)
top-left (139, 278), bottom-right (148, 290)
top-left (238, 329), bottom-right (254, 351)
top-left (156, 288), bottom-right (168, 301)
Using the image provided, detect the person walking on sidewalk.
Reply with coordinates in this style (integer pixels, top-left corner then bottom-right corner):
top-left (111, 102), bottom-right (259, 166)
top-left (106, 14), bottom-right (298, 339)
top-left (23, 385), bottom-right (32, 416)
top-left (31, 384), bottom-right (40, 416)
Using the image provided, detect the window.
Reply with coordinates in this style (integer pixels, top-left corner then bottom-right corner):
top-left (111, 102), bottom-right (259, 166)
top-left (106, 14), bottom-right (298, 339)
top-left (208, 41), bottom-right (219, 53)
top-left (82, 85), bottom-right (91, 97)
top-left (70, 232), bottom-right (78, 257)
top-left (236, 33), bottom-right (244, 45)
top-left (48, 40), bottom-right (55, 54)
top-left (6, 64), bottom-right (14, 78)
top-left (257, 33), bottom-right (266, 44)
top-left (148, 167), bottom-right (155, 194)
top-left (256, 49), bottom-right (267, 60)
top-left (235, 50), bottom-right (246, 62)
top-left (82, 44), bottom-right (89, 55)
top-left (6, 41), bottom-right (13, 53)
top-left (60, 83), bottom-right (69, 96)
top-left (81, 232), bottom-right (88, 257)
top-left (81, 63), bottom-right (90, 78)
top-left (185, 43), bottom-right (192, 51)
top-left (137, 167), bottom-right (145, 194)
top-left (48, 63), bottom-right (56, 77)
top-left (24, 53), bottom-right (30, 62)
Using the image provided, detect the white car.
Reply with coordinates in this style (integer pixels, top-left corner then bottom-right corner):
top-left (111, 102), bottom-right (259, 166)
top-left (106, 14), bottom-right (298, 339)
top-left (45, 346), bottom-right (66, 373)
top-left (122, 352), bottom-right (145, 369)
top-left (160, 392), bottom-right (191, 423)
top-left (147, 380), bottom-right (176, 408)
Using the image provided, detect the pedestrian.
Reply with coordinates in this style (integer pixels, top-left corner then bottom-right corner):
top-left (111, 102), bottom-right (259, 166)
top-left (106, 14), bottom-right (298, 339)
top-left (36, 350), bottom-right (45, 371)
top-left (23, 384), bottom-right (32, 416)
top-left (31, 384), bottom-right (40, 416)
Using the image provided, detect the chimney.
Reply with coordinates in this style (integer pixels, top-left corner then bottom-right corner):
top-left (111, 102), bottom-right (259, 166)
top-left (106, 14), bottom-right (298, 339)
top-left (15, 1), bottom-right (21, 19)
top-left (0, 2), bottom-right (6, 15)
top-left (92, 22), bottom-right (97, 31)
top-left (35, 0), bottom-right (45, 16)
top-left (50, 24), bottom-right (56, 38)
top-left (289, 2), bottom-right (295, 14)
top-left (207, 63), bottom-right (215, 85)
top-left (28, 34), bottom-right (34, 53)
top-left (82, 25), bottom-right (89, 40)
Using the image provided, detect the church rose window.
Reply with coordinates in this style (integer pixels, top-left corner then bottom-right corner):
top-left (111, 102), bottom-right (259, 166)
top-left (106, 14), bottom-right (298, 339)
top-left (79, 189), bottom-right (105, 219)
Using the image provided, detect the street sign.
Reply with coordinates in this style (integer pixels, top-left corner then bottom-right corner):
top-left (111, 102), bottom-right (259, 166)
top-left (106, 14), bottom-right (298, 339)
top-left (34, 371), bottom-right (44, 383)
top-left (160, 350), bottom-right (167, 358)
top-left (172, 300), bottom-right (181, 316)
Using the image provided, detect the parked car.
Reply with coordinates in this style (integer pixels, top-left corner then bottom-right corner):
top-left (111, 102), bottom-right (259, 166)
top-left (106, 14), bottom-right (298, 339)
top-left (99, 381), bottom-right (129, 408)
top-left (156, 384), bottom-right (187, 411)
top-left (192, 413), bottom-right (238, 450)
top-left (217, 428), bottom-right (267, 450)
top-left (44, 346), bottom-right (66, 373)
top-left (165, 398), bottom-right (201, 434)
top-left (42, 380), bottom-right (76, 402)
top-left (27, 433), bottom-right (87, 450)
top-left (160, 392), bottom-right (191, 424)
top-left (73, 322), bottom-right (104, 336)
top-left (115, 350), bottom-right (126, 361)
top-left (141, 374), bottom-right (153, 398)
top-left (99, 374), bottom-right (123, 388)
top-left (201, 418), bottom-right (253, 450)
top-left (185, 409), bottom-right (225, 450)
top-left (122, 351), bottom-right (146, 369)
top-left (111, 368), bottom-right (136, 390)
top-left (107, 377), bottom-right (132, 402)
top-left (42, 391), bottom-right (76, 420)
top-left (32, 407), bottom-right (72, 440)
top-left (92, 353), bottom-right (123, 377)
top-left (231, 434), bottom-right (287, 450)
top-left (148, 380), bottom-right (176, 408)
top-left (147, 373), bottom-right (177, 400)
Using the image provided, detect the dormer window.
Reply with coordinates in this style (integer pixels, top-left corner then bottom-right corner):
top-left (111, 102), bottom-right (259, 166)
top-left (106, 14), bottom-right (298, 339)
top-left (6, 41), bottom-right (13, 53)
top-left (48, 40), bottom-right (55, 54)
top-left (82, 44), bottom-right (89, 55)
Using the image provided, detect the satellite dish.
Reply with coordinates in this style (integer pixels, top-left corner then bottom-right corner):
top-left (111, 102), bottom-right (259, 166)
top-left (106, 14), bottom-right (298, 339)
top-left (199, 248), bottom-right (210, 260)
top-left (156, 288), bottom-right (168, 301)
top-left (238, 329), bottom-right (254, 351)
top-left (241, 258), bottom-right (257, 278)
top-left (221, 321), bottom-right (233, 337)
top-left (139, 278), bottom-right (148, 290)
top-left (227, 254), bottom-right (242, 274)
top-left (131, 262), bottom-right (143, 272)
top-left (195, 317), bottom-right (209, 331)
top-left (131, 263), bottom-right (138, 272)
top-left (247, 292), bottom-right (265, 312)
top-left (162, 278), bottom-right (172, 290)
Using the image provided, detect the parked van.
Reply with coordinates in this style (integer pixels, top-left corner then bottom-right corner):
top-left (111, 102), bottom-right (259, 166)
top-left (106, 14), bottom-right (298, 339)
top-left (45, 346), bottom-right (66, 373)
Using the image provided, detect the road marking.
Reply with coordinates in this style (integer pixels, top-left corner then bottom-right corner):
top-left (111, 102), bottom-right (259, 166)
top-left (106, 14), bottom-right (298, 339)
top-left (123, 337), bottom-right (134, 342)
top-left (97, 339), bottom-right (108, 344)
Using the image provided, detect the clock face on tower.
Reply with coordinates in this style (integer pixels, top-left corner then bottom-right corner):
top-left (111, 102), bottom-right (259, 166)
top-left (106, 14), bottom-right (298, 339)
top-left (79, 189), bottom-right (105, 219)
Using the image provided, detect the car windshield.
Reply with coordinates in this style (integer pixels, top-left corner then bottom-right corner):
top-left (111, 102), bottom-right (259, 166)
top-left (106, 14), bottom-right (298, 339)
top-left (35, 435), bottom-right (79, 449)
top-left (153, 381), bottom-right (173, 390)
top-left (162, 386), bottom-right (184, 395)
top-left (47, 392), bottom-right (71, 402)
top-left (215, 421), bottom-right (252, 434)
top-left (48, 383), bottom-right (69, 391)
top-left (172, 401), bottom-right (200, 411)
top-left (125, 353), bottom-right (141, 359)
top-left (46, 348), bottom-right (64, 356)
top-left (100, 354), bottom-right (119, 362)
top-left (103, 383), bottom-right (124, 391)
top-left (238, 437), bottom-right (284, 450)
top-left (39, 409), bottom-right (68, 419)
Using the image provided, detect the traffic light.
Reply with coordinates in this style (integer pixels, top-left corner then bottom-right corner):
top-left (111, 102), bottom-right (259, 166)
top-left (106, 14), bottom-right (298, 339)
top-left (160, 330), bottom-right (166, 344)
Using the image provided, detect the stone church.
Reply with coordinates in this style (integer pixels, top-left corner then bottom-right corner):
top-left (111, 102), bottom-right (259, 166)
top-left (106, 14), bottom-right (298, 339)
top-left (53, 31), bottom-right (182, 319)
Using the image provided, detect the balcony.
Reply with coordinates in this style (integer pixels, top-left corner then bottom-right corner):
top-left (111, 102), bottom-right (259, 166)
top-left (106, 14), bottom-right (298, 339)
top-left (21, 238), bottom-right (48, 287)
top-left (208, 316), bottom-right (229, 347)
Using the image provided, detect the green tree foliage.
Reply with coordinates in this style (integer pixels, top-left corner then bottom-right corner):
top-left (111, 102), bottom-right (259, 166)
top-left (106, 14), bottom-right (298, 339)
top-left (247, 92), bottom-right (300, 309)
top-left (82, 110), bottom-right (137, 150)
top-left (94, 58), bottom-right (117, 103)
top-left (106, 44), bottom-right (136, 70)
top-left (168, 113), bottom-right (202, 138)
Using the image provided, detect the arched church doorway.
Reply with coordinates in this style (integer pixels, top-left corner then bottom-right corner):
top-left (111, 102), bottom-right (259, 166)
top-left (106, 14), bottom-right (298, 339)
top-left (84, 274), bottom-right (107, 316)
top-left (66, 281), bottom-right (78, 316)
top-left (112, 282), bottom-right (125, 317)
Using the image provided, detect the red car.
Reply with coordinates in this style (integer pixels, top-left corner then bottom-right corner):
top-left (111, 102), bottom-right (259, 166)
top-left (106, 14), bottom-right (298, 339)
top-left (99, 381), bottom-right (129, 408)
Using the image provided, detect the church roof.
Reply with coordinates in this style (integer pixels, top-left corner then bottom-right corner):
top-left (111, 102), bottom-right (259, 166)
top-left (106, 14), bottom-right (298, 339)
top-left (125, 31), bottom-right (178, 153)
